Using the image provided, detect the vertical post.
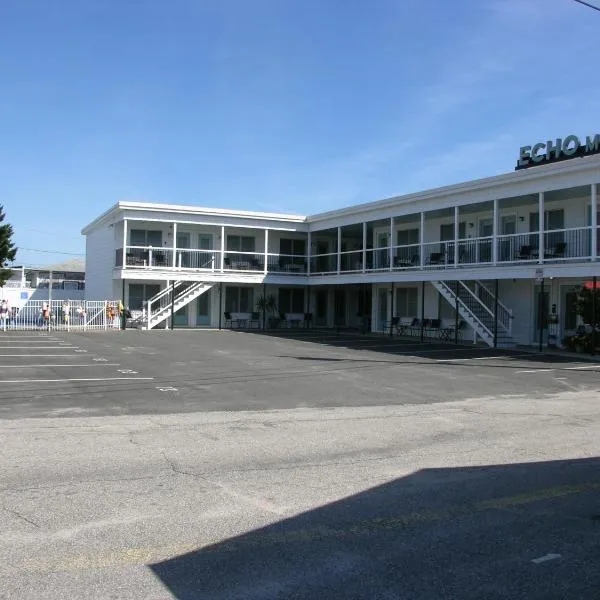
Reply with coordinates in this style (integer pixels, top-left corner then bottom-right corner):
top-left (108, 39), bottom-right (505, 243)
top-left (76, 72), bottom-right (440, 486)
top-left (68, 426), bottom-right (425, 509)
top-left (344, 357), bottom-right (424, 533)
top-left (591, 183), bottom-right (597, 261)
top-left (307, 231), bottom-right (312, 275)
top-left (48, 270), bottom-right (53, 304)
top-left (454, 206), bottom-right (459, 266)
top-left (420, 212), bottom-right (425, 268)
top-left (455, 280), bottom-right (459, 344)
top-left (362, 222), bottom-right (367, 273)
top-left (390, 282), bottom-right (394, 337)
top-left (123, 218), bottom-right (128, 266)
top-left (218, 282), bottom-right (223, 330)
top-left (337, 227), bottom-right (341, 274)
top-left (170, 280), bottom-right (175, 331)
top-left (220, 226), bottom-right (225, 272)
top-left (492, 199), bottom-right (499, 265)
top-left (493, 279), bottom-right (499, 348)
top-left (420, 281), bottom-right (425, 343)
top-left (538, 191), bottom-right (545, 265)
top-left (264, 228), bottom-right (269, 274)
top-left (538, 278), bottom-right (544, 352)
top-left (305, 284), bottom-right (310, 330)
top-left (146, 300), bottom-right (151, 331)
top-left (262, 282), bottom-right (266, 330)
top-left (104, 300), bottom-right (108, 331)
top-left (172, 222), bottom-right (177, 268)
top-left (121, 279), bottom-right (126, 330)
top-left (389, 217), bottom-right (394, 271)
top-left (592, 275), bottom-right (597, 356)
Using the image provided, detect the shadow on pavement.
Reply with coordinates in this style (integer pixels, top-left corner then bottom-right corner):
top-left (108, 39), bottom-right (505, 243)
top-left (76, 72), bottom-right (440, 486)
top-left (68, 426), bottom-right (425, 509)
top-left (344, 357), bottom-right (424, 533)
top-left (150, 457), bottom-right (600, 600)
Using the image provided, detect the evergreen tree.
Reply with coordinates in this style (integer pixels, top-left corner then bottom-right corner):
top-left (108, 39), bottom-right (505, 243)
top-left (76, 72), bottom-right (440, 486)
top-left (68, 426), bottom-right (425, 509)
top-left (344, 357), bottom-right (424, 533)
top-left (0, 205), bottom-right (17, 287)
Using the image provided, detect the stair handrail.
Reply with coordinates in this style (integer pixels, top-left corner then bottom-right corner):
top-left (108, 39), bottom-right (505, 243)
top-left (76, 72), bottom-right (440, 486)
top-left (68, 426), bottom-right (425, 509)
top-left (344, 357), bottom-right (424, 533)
top-left (147, 281), bottom-right (211, 329)
top-left (475, 281), bottom-right (513, 335)
top-left (437, 281), bottom-right (493, 339)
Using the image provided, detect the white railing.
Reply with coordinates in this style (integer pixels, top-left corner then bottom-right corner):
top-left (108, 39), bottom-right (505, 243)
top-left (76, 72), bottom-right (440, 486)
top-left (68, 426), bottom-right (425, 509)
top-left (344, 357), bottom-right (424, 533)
top-left (392, 243), bottom-right (420, 269)
top-left (474, 281), bottom-right (512, 335)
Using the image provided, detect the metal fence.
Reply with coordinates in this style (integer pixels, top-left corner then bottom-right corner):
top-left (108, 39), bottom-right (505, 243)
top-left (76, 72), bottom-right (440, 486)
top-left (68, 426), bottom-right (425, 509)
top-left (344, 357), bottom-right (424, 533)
top-left (0, 300), bottom-right (122, 332)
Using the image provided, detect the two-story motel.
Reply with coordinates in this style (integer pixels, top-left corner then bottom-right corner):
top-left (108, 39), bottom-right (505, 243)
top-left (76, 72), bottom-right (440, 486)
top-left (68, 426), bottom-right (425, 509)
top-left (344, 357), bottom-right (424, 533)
top-left (82, 136), bottom-right (600, 348)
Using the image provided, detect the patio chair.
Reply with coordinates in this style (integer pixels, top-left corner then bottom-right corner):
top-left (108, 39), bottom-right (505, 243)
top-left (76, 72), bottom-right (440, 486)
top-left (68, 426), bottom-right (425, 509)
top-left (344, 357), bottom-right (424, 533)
top-left (250, 258), bottom-right (261, 270)
top-left (223, 257), bottom-right (232, 268)
top-left (545, 242), bottom-right (567, 259)
top-left (516, 245), bottom-right (533, 260)
top-left (428, 252), bottom-right (444, 265)
top-left (249, 312), bottom-right (260, 328)
top-left (223, 311), bottom-right (234, 328)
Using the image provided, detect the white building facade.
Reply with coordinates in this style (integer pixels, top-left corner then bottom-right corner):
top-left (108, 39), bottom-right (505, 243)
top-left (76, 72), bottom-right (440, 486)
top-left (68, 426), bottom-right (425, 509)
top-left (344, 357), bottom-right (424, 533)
top-left (82, 147), bottom-right (600, 348)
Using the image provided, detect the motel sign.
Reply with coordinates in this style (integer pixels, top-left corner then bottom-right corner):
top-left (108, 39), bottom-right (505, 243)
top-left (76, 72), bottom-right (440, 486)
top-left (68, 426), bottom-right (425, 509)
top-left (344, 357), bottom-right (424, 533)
top-left (516, 133), bottom-right (600, 169)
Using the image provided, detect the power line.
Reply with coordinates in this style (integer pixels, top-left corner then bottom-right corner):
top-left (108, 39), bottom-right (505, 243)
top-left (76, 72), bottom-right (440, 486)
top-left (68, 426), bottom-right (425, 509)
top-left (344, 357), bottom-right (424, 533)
top-left (17, 247), bottom-right (84, 256)
top-left (572, 0), bottom-right (600, 12)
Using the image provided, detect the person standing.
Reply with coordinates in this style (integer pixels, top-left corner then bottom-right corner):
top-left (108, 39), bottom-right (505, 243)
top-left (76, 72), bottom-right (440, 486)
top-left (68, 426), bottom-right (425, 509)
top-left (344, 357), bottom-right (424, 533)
top-left (62, 300), bottom-right (71, 331)
top-left (0, 300), bottom-right (9, 332)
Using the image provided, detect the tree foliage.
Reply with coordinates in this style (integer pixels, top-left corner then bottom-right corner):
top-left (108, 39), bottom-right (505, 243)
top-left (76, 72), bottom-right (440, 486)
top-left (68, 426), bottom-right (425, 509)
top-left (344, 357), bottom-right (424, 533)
top-left (575, 284), bottom-right (600, 329)
top-left (0, 205), bottom-right (17, 287)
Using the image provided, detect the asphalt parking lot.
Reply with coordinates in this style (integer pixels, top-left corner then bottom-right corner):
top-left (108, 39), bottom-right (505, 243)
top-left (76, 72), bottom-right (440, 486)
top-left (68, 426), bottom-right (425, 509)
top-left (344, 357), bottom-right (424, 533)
top-left (0, 328), bottom-right (599, 419)
top-left (1, 329), bottom-right (599, 599)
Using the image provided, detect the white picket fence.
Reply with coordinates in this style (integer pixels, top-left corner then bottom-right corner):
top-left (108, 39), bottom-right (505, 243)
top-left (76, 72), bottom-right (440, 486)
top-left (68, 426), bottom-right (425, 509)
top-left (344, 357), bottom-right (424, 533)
top-left (0, 300), bottom-right (122, 332)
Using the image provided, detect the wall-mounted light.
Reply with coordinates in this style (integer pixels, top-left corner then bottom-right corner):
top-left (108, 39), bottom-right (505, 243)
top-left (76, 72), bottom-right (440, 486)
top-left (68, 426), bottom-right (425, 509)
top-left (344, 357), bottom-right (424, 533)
top-left (519, 216), bottom-right (525, 222)
top-left (468, 222), bottom-right (474, 228)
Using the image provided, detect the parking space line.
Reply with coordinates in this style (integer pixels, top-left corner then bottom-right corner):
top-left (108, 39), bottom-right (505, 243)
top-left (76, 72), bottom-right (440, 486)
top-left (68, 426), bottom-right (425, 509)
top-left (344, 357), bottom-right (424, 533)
top-left (0, 363), bottom-right (120, 368)
top-left (515, 369), bottom-right (554, 373)
top-left (565, 365), bottom-right (600, 370)
top-left (0, 377), bottom-right (154, 383)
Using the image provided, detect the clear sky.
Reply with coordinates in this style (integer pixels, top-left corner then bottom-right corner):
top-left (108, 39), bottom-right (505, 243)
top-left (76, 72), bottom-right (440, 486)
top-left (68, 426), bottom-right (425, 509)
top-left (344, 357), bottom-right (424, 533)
top-left (1, 0), bottom-right (598, 266)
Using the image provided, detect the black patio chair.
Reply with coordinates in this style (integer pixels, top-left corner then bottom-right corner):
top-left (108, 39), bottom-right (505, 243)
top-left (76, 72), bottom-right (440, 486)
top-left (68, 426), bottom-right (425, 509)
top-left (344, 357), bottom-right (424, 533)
top-left (223, 311), bottom-right (234, 328)
top-left (223, 257), bottom-right (232, 268)
top-left (428, 252), bottom-right (444, 265)
top-left (517, 245), bottom-right (533, 260)
top-left (545, 242), bottom-right (567, 259)
top-left (249, 312), bottom-right (260, 328)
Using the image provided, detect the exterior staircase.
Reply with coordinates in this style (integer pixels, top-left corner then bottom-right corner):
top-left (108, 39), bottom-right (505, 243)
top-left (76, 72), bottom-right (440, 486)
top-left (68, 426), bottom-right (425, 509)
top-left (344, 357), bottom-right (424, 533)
top-left (432, 280), bottom-right (515, 348)
top-left (146, 280), bottom-right (214, 330)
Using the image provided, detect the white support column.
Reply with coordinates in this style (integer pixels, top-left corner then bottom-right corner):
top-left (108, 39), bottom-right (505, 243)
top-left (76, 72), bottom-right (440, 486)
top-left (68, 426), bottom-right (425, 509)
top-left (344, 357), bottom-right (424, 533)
top-left (220, 226), bottom-right (225, 272)
top-left (337, 226), bottom-right (341, 274)
top-left (264, 229), bottom-right (269, 274)
top-left (454, 206), bottom-right (459, 266)
top-left (362, 222), bottom-right (367, 273)
top-left (122, 218), bottom-right (127, 268)
top-left (172, 222), bottom-right (177, 268)
top-left (389, 217), bottom-right (394, 271)
top-left (492, 199), bottom-right (499, 265)
top-left (538, 191), bottom-right (544, 264)
top-left (307, 231), bottom-right (312, 275)
top-left (420, 212), bottom-right (425, 267)
top-left (592, 183), bottom-right (597, 261)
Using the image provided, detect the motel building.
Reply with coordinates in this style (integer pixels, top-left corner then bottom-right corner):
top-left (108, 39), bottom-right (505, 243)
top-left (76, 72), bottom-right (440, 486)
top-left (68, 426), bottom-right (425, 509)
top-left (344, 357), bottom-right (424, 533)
top-left (82, 134), bottom-right (600, 349)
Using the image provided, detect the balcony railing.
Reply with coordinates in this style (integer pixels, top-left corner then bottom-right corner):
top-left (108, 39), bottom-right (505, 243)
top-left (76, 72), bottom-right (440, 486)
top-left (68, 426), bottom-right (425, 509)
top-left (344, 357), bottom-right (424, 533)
top-left (116, 226), bottom-right (599, 277)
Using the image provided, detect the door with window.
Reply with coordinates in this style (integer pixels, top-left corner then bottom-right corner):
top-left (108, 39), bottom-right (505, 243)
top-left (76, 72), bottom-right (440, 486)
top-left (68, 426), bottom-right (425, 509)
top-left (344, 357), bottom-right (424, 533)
top-left (196, 291), bottom-right (211, 326)
top-left (177, 232), bottom-right (191, 268)
top-left (529, 209), bottom-right (564, 251)
top-left (315, 290), bottom-right (328, 326)
top-left (396, 229), bottom-right (419, 265)
top-left (174, 305), bottom-right (188, 327)
top-left (533, 285), bottom-right (550, 344)
top-left (377, 233), bottom-right (389, 269)
top-left (128, 283), bottom-right (161, 312)
top-left (197, 234), bottom-right (213, 269)
top-left (439, 222), bottom-right (466, 262)
top-left (478, 218), bottom-right (493, 263)
top-left (499, 215), bottom-right (516, 261)
top-left (378, 288), bottom-right (388, 331)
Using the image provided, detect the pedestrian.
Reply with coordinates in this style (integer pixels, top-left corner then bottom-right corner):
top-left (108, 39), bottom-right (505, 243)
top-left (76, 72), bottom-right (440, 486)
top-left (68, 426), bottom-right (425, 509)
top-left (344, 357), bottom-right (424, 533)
top-left (0, 300), bottom-right (9, 332)
top-left (62, 301), bottom-right (71, 330)
top-left (42, 302), bottom-right (50, 330)
top-left (9, 306), bottom-right (18, 330)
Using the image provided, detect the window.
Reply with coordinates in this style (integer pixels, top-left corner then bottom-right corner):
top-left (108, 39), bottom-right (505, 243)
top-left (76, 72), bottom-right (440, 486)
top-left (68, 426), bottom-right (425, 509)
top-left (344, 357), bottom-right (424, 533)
top-left (440, 222), bottom-right (466, 240)
top-left (529, 209), bottom-right (564, 231)
top-left (501, 215), bottom-right (516, 235)
top-left (225, 287), bottom-right (254, 313)
top-left (397, 229), bottom-right (419, 246)
top-left (130, 229), bottom-right (163, 247)
top-left (395, 287), bottom-right (418, 317)
top-left (279, 288), bottom-right (305, 314)
top-left (227, 235), bottom-right (255, 252)
top-left (129, 284), bottom-right (161, 311)
top-left (280, 238), bottom-right (306, 256)
top-left (564, 290), bottom-right (578, 331)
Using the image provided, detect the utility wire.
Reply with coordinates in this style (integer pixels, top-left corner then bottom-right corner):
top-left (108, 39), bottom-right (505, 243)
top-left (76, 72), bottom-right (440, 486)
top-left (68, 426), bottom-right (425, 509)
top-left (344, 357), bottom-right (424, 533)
top-left (572, 0), bottom-right (600, 11)
top-left (17, 247), bottom-right (84, 256)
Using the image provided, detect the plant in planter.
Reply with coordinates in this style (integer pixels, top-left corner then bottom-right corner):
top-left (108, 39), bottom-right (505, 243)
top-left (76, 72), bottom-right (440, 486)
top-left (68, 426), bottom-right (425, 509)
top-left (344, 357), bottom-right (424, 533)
top-left (573, 284), bottom-right (600, 352)
top-left (256, 294), bottom-right (279, 328)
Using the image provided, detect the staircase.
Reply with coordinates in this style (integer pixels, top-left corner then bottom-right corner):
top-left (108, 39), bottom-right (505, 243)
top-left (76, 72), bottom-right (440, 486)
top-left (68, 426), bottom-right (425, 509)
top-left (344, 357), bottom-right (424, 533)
top-left (432, 280), bottom-right (515, 348)
top-left (146, 280), bottom-right (214, 330)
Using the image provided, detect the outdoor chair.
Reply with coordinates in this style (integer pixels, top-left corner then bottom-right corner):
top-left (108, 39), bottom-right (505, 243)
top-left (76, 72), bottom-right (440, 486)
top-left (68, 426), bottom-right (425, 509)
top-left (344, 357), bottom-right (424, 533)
top-left (249, 312), bottom-right (260, 328)
top-left (427, 318), bottom-right (442, 337)
top-left (250, 258), bottom-right (261, 270)
top-left (223, 311), bottom-right (234, 328)
top-left (223, 257), bottom-right (232, 268)
top-left (516, 245), bottom-right (533, 260)
top-left (545, 242), bottom-right (567, 259)
top-left (428, 252), bottom-right (444, 265)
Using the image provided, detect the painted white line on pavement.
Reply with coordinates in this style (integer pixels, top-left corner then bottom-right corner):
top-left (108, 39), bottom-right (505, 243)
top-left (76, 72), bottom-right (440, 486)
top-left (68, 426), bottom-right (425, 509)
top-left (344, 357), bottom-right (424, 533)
top-left (0, 377), bottom-right (154, 383)
top-left (515, 369), bottom-right (554, 373)
top-left (0, 363), bottom-right (120, 368)
top-left (565, 365), bottom-right (600, 370)
top-left (0, 353), bottom-right (92, 357)
top-left (531, 553), bottom-right (561, 564)
top-left (0, 345), bottom-right (78, 349)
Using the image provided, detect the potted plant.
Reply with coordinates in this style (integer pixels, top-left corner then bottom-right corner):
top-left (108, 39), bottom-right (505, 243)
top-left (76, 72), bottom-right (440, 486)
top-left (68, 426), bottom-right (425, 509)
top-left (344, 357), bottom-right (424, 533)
top-left (256, 294), bottom-right (279, 328)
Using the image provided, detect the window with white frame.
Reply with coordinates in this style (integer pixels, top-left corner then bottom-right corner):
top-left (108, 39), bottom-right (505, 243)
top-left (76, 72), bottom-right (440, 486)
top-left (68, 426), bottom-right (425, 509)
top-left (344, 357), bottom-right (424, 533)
top-left (227, 235), bottom-right (255, 252)
top-left (279, 238), bottom-right (306, 256)
top-left (130, 229), bottom-right (163, 247)
top-left (225, 287), bottom-right (254, 313)
top-left (279, 288), bottom-right (305, 314)
top-left (397, 229), bottom-right (419, 246)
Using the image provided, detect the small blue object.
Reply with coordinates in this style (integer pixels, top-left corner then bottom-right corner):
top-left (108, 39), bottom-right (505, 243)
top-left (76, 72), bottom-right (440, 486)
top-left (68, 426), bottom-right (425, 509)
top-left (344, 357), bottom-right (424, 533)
top-left (20, 292), bottom-right (29, 299)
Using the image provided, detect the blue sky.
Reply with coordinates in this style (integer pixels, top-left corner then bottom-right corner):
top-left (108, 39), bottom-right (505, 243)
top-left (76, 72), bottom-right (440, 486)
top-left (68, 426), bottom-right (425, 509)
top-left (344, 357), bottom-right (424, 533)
top-left (1, 0), bottom-right (598, 266)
